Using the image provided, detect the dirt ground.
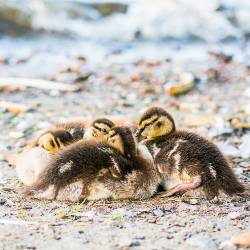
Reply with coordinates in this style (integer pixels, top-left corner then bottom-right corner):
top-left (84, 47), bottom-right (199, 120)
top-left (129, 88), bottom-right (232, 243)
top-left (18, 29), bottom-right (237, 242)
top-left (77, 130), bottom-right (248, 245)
top-left (0, 38), bottom-right (250, 250)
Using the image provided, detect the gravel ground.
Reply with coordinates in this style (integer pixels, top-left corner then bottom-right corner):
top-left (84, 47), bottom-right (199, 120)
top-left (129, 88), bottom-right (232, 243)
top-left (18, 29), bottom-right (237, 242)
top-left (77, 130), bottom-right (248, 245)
top-left (0, 37), bottom-right (250, 250)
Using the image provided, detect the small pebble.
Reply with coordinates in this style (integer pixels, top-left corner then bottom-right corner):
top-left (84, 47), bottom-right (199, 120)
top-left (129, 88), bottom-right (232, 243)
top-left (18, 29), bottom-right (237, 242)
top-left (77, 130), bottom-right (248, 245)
top-left (153, 208), bottom-right (165, 217)
top-left (16, 121), bottom-right (31, 131)
top-left (0, 198), bottom-right (7, 205)
top-left (228, 212), bottom-right (245, 220)
top-left (9, 131), bottom-right (24, 139)
top-left (219, 241), bottom-right (237, 250)
top-left (134, 236), bottom-right (145, 240)
top-left (49, 90), bottom-right (61, 97)
top-left (129, 240), bottom-right (140, 247)
top-left (147, 218), bottom-right (157, 224)
top-left (22, 205), bottom-right (32, 210)
top-left (189, 198), bottom-right (199, 205)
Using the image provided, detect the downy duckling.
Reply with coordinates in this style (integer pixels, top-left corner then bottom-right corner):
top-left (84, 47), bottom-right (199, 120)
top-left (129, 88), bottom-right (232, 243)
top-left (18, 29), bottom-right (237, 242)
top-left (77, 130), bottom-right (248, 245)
top-left (135, 107), bottom-right (248, 200)
top-left (21, 126), bottom-right (159, 201)
top-left (55, 115), bottom-right (136, 140)
top-left (16, 118), bottom-right (116, 186)
top-left (16, 129), bottom-right (74, 186)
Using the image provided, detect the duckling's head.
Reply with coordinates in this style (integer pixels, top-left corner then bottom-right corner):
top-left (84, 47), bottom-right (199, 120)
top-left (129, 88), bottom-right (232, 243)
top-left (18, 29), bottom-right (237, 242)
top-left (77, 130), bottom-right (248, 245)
top-left (84, 118), bottom-right (114, 140)
top-left (135, 107), bottom-right (176, 140)
top-left (37, 129), bottom-right (74, 154)
top-left (107, 126), bottom-right (137, 159)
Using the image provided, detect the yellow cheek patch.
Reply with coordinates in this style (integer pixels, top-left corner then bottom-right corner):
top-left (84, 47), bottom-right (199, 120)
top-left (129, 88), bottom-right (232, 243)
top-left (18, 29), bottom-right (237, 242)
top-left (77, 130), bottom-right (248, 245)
top-left (148, 116), bottom-right (173, 139)
top-left (108, 130), bottom-right (116, 137)
top-left (38, 133), bottom-right (59, 154)
top-left (149, 126), bottom-right (165, 138)
top-left (92, 128), bottom-right (100, 137)
top-left (141, 127), bottom-right (150, 137)
top-left (94, 123), bottom-right (111, 134)
top-left (159, 116), bottom-right (173, 134)
top-left (108, 135), bottom-right (124, 155)
top-left (92, 128), bottom-right (108, 140)
top-left (139, 115), bottom-right (158, 130)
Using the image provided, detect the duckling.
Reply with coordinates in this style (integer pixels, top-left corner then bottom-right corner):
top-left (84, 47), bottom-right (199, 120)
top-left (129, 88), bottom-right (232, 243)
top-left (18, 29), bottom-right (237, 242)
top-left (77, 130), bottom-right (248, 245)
top-left (86, 127), bottom-right (159, 200)
top-left (135, 107), bottom-right (248, 200)
top-left (16, 129), bottom-right (74, 186)
top-left (55, 115), bottom-right (136, 141)
top-left (16, 118), bottom-right (115, 186)
top-left (21, 127), bottom-right (159, 201)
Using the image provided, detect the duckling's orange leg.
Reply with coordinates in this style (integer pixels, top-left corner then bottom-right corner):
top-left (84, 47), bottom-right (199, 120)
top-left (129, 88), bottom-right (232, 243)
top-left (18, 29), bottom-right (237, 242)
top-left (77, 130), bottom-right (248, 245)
top-left (160, 176), bottom-right (202, 197)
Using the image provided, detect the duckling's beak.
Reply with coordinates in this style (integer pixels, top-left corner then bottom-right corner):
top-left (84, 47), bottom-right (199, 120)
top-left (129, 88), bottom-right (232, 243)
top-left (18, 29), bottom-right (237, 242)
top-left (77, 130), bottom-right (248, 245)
top-left (134, 128), bottom-right (143, 139)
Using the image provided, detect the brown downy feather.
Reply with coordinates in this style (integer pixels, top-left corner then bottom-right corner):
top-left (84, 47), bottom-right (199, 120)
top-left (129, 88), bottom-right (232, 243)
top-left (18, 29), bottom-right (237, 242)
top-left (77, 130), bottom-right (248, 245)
top-left (21, 138), bottom-right (132, 198)
top-left (55, 120), bottom-right (88, 141)
top-left (145, 131), bottom-right (248, 199)
top-left (137, 107), bottom-right (248, 199)
top-left (90, 155), bottom-right (160, 200)
top-left (210, 150), bottom-right (247, 197)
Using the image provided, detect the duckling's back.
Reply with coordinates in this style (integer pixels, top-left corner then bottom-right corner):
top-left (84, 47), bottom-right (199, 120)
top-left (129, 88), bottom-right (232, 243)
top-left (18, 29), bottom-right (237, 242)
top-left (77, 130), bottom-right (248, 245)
top-left (147, 131), bottom-right (247, 199)
top-left (21, 140), bottom-right (132, 197)
top-left (55, 120), bottom-right (88, 140)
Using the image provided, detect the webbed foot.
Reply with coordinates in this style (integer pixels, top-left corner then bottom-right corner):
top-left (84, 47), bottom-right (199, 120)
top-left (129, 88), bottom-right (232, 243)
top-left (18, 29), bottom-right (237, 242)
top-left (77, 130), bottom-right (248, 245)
top-left (159, 176), bottom-right (202, 198)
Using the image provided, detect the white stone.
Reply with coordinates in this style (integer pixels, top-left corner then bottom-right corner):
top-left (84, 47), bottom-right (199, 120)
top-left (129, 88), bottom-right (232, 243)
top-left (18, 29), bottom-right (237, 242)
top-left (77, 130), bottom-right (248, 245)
top-left (239, 134), bottom-right (250, 159)
top-left (216, 142), bottom-right (239, 157)
top-left (186, 235), bottom-right (217, 250)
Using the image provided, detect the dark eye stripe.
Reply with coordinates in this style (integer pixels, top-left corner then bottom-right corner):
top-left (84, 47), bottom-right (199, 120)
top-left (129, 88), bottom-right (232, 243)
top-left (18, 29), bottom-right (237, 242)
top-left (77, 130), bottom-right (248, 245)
top-left (142, 118), bottom-right (158, 131)
top-left (50, 140), bottom-right (55, 148)
top-left (94, 125), bottom-right (103, 131)
top-left (54, 138), bottom-right (61, 148)
top-left (94, 125), bottom-right (108, 133)
top-left (109, 132), bottom-right (117, 138)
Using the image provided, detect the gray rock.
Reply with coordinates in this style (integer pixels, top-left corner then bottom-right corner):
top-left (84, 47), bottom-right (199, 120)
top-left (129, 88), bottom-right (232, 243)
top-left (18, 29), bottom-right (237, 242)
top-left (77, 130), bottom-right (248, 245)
top-left (219, 241), bottom-right (237, 250)
top-left (186, 235), bottom-right (217, 250)
top-left (188, 198), bottom-right (199, 205)
top-left (0, 198), bottom-right (6, 205)
top-left (129, 240), bottom-right (140, 247)
top-left (228, 212), bottom-right (245, 220)
top-left (118, 238), bottom-right (140, 248)
top-left (239, 134), bottom-right (250, 158)
top-left (216, 142), bottom-right (239, 157)
top-left (16, 121), bottom-right (31, 131)
top-left (153, 208), bottom-right (165, 217)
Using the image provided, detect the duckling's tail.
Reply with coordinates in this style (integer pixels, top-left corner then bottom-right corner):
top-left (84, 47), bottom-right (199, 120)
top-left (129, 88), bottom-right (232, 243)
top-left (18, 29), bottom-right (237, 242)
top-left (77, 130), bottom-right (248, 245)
top-left (212, 156), bottom-right (247, 197)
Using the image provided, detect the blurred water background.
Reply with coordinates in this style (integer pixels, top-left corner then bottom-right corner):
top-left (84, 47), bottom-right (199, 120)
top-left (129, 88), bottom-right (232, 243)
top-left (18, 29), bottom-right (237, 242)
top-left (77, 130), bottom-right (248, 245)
top-left (1, 0), bottom-right (250, 41)
top-left (0, 0), bottom-right (250, 78)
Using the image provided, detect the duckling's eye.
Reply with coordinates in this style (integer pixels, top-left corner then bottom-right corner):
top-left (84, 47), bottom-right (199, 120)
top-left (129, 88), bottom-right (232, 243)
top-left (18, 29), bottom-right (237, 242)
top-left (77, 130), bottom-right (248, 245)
top-left (101, 128), bottom-right (108, 133)
top-left (156, 121), bottom-right (162, 127)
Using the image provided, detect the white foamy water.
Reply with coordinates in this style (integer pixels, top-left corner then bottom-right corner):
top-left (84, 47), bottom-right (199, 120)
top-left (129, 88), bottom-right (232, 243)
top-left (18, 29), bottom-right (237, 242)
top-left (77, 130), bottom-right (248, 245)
top-left (0, 0), bottom-right (250, 41)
